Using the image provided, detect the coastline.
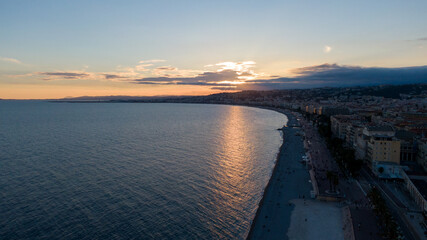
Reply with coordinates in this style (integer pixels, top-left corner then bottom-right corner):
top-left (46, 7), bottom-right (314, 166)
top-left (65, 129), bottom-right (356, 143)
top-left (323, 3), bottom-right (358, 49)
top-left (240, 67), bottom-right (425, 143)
top-left (246, 108), bottom-right (313, 240)
top-left (48, 101), bottom-right (311, 238)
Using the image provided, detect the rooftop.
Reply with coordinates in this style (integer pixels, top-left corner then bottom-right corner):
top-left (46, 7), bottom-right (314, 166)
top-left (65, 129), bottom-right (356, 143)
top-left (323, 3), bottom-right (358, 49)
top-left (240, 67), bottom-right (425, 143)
top-left (366, 125), bottom-right (395, 132)
top-left (395, 130), bottom-right (417, 141)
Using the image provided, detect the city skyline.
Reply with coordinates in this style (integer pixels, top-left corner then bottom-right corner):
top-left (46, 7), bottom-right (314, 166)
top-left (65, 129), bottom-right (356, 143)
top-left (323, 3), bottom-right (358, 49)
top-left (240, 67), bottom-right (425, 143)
top-left (1, 0), bottom-right (427, 99)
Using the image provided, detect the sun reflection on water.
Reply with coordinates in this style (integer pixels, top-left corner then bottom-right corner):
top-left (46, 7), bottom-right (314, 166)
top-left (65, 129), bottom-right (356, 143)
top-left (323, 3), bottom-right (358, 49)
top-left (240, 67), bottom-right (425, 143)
top-left (204, 106), bottom-right (261, 235)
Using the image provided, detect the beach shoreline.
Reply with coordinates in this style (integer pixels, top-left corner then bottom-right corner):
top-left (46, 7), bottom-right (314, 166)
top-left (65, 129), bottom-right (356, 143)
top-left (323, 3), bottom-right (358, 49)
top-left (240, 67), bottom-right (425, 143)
top-left (246, 115), bottom-right (288, 239)
top-left (246, 107), bottom-right (313, 240)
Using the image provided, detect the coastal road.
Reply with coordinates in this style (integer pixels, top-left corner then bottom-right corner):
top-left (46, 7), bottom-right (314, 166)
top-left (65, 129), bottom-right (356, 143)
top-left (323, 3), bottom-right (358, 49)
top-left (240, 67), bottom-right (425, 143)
top-left (359, 167), bottom-right (417, 240)
top-left (299, 114), bottom-right (381, 239)
top-left (300, 116), bottom-right (368, 206)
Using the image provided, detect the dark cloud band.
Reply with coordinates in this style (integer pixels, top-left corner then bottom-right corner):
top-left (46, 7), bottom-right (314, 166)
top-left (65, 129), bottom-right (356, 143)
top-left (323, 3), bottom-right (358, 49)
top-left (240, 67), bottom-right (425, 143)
top-left (131, 63), bottom-right (427, 90)
top-left (38, 72), bottom-right (89, 79)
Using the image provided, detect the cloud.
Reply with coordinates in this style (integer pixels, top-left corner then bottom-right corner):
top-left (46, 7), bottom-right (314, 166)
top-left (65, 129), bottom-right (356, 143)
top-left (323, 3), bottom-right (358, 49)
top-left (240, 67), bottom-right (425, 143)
top-left (0, 57), bottom-right (22, 64)
top-left (133, 60), bottom-right (167, 72)
top-left (22, 59), bottom-right (427, 91)
top-left (37, 71), bottom-right (90, 79)
top-left (324, 45), bottom-right (332, 53)
top-left (244, 63), bottom-right (427, 90)
top-left (291, 63), bottom-right (349, 74)
top-left (138, 59), bottom-right (166, 64)
top-left (103, 74), bottom-right (127, 80)
top-left (36, 71), bottom-right (136, 81)
top-left (133, 69), bottom-right (242, 85)
top-left (152, 66), bottom-right (180, 76)
top-left (210, 86), bottom-right (238, 91)
top-left (150, 65), bottom-right (203, 78)
top-left (213, 61), bottom-right (258, 80)
top-left (155, 66), bottom-right (178, 71)
top-left (215, 61), bottom-right (256, 72)
top-left (135, 63), bottom-right (153, 72)
top-left (414, 37), bottom-right (427, 41)
top-left (13, 58), bottom-right (427, 93)
top-left (129, 62), bottom-right (427, 90)
top-left (28, 60), bottom-right (258, 86)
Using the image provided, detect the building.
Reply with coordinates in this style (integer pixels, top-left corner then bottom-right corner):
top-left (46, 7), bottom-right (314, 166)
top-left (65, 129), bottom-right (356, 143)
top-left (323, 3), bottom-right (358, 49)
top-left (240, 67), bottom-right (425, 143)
top-left (330, 115), bottom-right (364, 140)
top-left (402, 171), bottom-right (427, 215)
top-left (305, 105), bottom-right (317, 114)
top-left (395, 130), bottom-right (418, 162)
top-left (345, 122), bottom-right (365, 148)
top-left (364, 126), bottom-right (401, 169)
top-left (355, 129), bottom-right (369, 160)
top-left (373, 162), bottom-right (403, 179)
top-left (405, 123), bottom-right (427, 136)
top-left (317, 106), bottom-right (350, 116)
top-left (417, 139), bottom-right (427, 172)
top-left (402, 112), bottom-right (427, 122)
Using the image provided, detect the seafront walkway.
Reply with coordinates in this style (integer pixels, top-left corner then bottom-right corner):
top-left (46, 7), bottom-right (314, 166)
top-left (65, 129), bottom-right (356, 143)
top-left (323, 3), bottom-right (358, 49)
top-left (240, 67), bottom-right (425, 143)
top-left (296, 113), bottom-right (382, 239)
top-left (298, 114), bottom-right (369, 204)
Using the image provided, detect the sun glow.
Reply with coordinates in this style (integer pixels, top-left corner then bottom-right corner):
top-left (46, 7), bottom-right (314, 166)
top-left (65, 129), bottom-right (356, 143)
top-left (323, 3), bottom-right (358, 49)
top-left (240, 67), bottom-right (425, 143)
top-left (216, 61), bottom-right (256, 72)
top-left (217, 81), bottom-right (246, 85)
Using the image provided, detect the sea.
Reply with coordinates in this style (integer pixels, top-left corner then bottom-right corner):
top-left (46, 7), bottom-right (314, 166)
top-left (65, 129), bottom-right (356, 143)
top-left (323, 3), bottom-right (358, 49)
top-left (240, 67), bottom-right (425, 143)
top-left (0, 101), bottom-right (287, 239)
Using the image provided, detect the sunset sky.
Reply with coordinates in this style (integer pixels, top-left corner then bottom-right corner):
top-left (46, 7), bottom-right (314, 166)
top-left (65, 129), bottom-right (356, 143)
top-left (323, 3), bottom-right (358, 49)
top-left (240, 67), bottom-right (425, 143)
top-left (1, 0), bottom-right (427, 99)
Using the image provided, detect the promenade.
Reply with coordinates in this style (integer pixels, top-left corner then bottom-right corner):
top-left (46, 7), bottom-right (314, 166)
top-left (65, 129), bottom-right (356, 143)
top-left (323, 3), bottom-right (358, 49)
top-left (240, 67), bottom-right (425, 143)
top-left (297, 113), bottom-right (381, 239)
top-left (298, 114), bottom-right (370, 203)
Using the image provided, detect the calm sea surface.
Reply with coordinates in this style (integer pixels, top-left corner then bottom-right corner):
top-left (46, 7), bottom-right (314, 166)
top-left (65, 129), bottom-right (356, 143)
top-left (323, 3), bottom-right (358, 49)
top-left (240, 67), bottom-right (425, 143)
top-left (0, 101), bottom-right (287, 239)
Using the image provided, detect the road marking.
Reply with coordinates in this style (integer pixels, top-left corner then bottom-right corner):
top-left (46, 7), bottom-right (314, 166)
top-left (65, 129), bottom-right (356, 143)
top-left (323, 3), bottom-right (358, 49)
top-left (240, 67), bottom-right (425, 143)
top-left (355, 180), bottom-right (367, 196)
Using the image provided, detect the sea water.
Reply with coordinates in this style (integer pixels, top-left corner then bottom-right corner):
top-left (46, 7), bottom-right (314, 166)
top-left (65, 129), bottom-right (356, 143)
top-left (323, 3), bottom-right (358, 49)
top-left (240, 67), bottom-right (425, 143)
top-left (0, 101), bottom-right (287, 239)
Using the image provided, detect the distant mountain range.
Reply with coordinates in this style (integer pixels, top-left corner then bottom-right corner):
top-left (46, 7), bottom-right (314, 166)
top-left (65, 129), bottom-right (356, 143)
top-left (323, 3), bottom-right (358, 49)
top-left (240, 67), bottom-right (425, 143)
top-left (54, 83), bottom-right (427, 103)
top-left (54, 95), bottom-right (186, 102)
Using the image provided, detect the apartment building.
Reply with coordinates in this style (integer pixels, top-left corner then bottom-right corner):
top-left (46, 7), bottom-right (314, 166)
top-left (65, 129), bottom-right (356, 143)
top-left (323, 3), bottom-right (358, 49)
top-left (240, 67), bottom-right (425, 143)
top-left (417, 139), bottom-right (427, 172)
top-left (330, 115), bottom-right (364, 141)
top-left (364, 126), bottom-right (401, 171)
